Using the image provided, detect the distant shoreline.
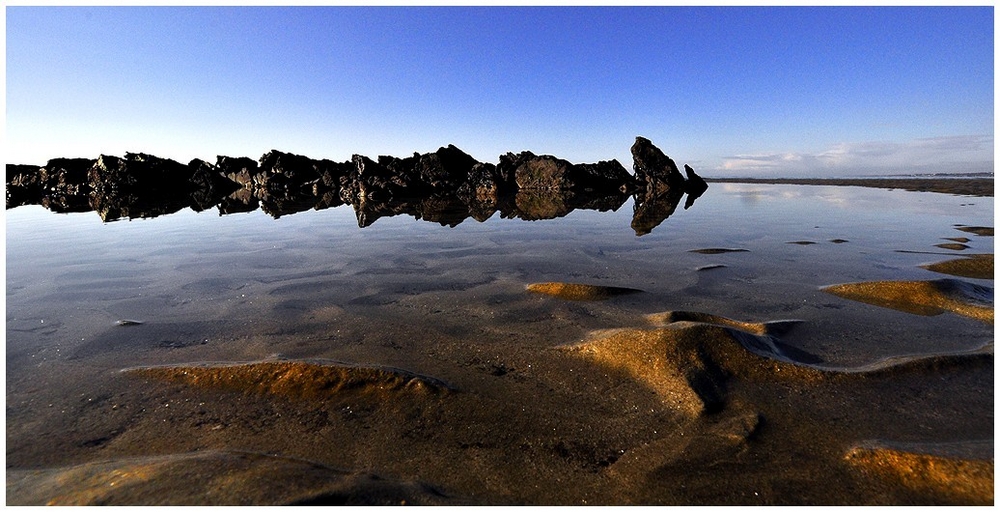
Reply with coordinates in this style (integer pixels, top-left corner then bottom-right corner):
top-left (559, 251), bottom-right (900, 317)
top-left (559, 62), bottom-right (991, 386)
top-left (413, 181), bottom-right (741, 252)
top-left (705, 177), bottom-right (994, 197)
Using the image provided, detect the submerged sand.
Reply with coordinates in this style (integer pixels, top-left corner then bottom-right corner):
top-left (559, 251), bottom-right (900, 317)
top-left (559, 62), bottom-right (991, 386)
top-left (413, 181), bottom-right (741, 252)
top-left (822, 278), bottom-right (994, 324)
top-left (6, 183), bottom-right (993, 505)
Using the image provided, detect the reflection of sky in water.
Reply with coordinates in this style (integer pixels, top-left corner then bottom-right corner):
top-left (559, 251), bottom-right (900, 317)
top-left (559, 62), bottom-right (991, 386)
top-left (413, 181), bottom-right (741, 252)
top-left (8, 183), bottom-right (992, 274)
top-left (6, 182), bottom-right (994, 375)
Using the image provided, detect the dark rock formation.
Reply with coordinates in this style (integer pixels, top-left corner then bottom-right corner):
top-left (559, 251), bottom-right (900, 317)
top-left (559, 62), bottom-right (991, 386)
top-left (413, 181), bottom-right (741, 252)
top-left (217, 155), bottom-right (261, 188)
top-left (188, 159), bottom-right (241, 212)
top-left (632, 188), bottom-right (686, 236)
top-left (88, 153), bottom-right (195, 221)
top-left (497, 151), bottom-right (633, 192)
top-left (6, 137), bottom-right (707, 235)
top-left (7, 164), bottom-right (45, 209)
top-left (415, 144), bottom-right (480, 191)
top-left (631, 136), bottom-right (687, 192)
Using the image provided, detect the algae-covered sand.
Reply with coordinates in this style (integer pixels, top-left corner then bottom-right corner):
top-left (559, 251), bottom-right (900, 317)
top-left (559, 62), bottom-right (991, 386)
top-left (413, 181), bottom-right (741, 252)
top-left (6, 181), bottom-right (993, 505)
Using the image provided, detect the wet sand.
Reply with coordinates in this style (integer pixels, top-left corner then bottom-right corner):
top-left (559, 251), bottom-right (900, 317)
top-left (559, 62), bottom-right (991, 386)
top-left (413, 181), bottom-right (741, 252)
top-left (6, 183), bottom-right (993, 505)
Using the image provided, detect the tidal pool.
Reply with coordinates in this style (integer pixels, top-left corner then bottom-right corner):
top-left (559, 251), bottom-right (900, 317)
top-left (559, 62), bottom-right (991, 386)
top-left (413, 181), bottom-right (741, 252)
top-left (6, 183), bottom-right (994, 505)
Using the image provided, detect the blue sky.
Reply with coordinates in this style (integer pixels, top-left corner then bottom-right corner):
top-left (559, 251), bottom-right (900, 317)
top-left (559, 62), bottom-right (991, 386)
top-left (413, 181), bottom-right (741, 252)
top-left (5, 6), bottom-right (994, 177)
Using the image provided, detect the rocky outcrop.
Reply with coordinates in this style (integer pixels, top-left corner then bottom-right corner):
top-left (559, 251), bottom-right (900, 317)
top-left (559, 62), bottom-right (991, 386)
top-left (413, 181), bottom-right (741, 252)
top-left (631, 136), bottom-right (687, 192)
top-left (6, 137), bottom-right (707, 234)
top-left (497, 151), bottom-right (632, 192)
top-left (88, 153), bottom-right (195, 221)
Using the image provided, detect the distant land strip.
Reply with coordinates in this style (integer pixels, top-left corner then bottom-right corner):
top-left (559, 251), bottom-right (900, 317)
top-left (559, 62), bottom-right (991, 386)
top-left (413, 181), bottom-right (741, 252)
top-left (706, 177), bottom-right (993, 197)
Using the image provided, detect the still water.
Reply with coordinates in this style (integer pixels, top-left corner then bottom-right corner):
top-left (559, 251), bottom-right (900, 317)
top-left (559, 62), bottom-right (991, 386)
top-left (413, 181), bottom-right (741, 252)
top-left (7, 183), bottom-right (993, 369)
top-left (6, 183), bottom-right (994, 504)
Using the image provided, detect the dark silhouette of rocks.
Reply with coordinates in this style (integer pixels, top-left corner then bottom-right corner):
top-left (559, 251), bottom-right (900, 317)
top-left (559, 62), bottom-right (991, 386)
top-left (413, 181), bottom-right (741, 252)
top-left (497, 151), bottom-right (632, 192)
top-left (632, 187), bottom-right (686, 236)
top-left (631, 136), bottom-right (687, 193)
top-left (5, 137), bottom-right (707, 235)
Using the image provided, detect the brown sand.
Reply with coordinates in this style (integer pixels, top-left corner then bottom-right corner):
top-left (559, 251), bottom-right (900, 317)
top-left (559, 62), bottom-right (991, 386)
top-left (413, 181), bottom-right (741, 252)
top-left (844, 441), bottom-right (993, 505)
top-left (822, 278), bottom-right (994, 324)
top-left (526, 282), bottom-right (644, 300)
top-left (7, 302), bottom-right (992, 505)
top-left (123, 360), bottom-right (451, 399)
top-left (6, 214), bottom-right (994, 505)
top-left (561, 321), bottom-right (825, 417)
top-left (644, 310), bottom-right (802, 336)
top-left (921, 254), bottom-right (993, 280)
top-left (6, 450), bottom-right (455, 506)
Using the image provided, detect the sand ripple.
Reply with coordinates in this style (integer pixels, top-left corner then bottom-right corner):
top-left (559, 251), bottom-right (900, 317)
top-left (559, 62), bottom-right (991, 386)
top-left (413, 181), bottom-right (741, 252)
top-left (844, 440), bottom-right (993, 505)
top-left (645, 310), bottom-right (802, 337)
top-left (822, 278), bottom-right (993, 324)
top-left (921, 254), bottom-right (993, 280)
top-left (123, 360), bottom-right (452, 399)
top-left (6, 450), bottom-right (456, 505)
top-left (564, 309), bottom-right (991, 417)
top-left (562, 319), bottom-right (823, 416)
top-left (526, 282), bottom-right (643, 301)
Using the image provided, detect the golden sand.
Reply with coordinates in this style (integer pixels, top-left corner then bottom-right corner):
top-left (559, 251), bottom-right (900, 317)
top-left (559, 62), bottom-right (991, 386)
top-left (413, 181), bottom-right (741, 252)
top-left (644, 310), bottom-right (802, 337)
top-left (563, 320), bottom-right (823, 417)
top-left (822, 279), bottom-right (993, 324)
top-left (844, 443), bottom-right (993, 505)
top-left (921, 254), bottom-right (993, 280)
top-left (525, 282), bottom-right (643, 301)
top-left (123, 361), bottom-right (450, 400)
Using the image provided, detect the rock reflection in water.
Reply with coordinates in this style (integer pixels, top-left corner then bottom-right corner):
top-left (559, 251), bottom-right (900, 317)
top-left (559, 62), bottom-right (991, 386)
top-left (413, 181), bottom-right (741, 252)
top-left (5, 137), bottom-right (706, 235)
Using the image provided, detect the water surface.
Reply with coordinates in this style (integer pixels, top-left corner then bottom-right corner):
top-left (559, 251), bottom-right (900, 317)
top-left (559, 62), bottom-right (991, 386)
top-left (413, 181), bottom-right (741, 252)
top-left (6, 183), bottom-right (994, 505)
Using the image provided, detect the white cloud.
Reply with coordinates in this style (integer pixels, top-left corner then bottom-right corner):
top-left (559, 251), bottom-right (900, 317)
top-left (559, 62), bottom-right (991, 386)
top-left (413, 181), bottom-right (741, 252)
top-left (718, 135), bottom-right (994, 177)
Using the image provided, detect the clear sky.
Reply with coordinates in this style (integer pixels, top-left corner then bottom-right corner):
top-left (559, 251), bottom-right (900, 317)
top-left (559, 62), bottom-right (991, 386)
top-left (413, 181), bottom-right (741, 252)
top-left (4, 6), bottom-right (994, 177)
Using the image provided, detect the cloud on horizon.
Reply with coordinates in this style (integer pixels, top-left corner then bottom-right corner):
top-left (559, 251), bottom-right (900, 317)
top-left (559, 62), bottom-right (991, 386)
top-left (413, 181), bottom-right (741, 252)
top-left (717, 135), bottom-right (994, 177)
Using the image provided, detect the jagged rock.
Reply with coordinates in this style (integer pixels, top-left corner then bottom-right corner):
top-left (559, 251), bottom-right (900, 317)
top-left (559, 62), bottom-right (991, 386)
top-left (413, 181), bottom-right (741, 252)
top-left (415, 145), bottom-right (479, 191)
top-left (217, 156), bottom-right (261, 188)
top-left (6, 164), bottom-right (44, 208)
top-left (41, 158), bottom-right (95, 193)
top-left (315, 159), bottom-right (353, 190)
top-left (258, 149), bottom-right (322, 190)
top-left (573, 159), bottom-right (635, 192)
top-left (88, 154), bottom-right (194, 221)
top-left (340, 154), bottom-right (413, 203)
top-left (498, 151), bottom-right (634, 192)
top-left (7, 158), bottom-right (94, 212)
top-left (89, 153), bottom-right (193, 190)
top-left (6, 164), bottom-right (40, 185)
top-left (17, 158), bottom-right (97, 212)
top-left (7, 137), bottom-right (706, 235)
top-left (631, 136), bottom-right (686, 191)
top-left (500, 151), bottom-right (571, 190)
top-left (188, 159), bottom-right (241, 212)
top-left (684, 164), bottom-right (708, 192)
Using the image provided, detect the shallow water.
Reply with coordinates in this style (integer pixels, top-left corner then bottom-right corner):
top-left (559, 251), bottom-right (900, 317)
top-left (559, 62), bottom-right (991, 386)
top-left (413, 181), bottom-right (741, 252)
top-left (6, 183), bottom-right (994, 505)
